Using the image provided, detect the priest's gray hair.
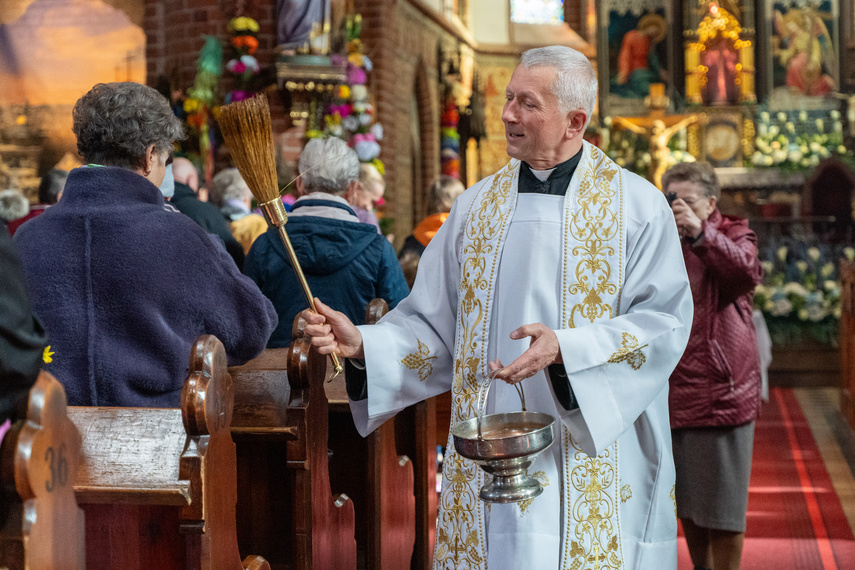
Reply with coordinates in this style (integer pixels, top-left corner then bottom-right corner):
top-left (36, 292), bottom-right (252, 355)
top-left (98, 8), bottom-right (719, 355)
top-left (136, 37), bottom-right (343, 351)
top-left (299, 137), bottom-right (359, 195)
top-left (521, 46), bottom-right (597, 129)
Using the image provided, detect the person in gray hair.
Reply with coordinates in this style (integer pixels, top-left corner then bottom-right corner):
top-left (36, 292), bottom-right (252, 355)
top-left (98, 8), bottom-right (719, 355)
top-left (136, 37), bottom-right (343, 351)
top-left (398, 175), bottom-right (466, 288)
top-left (211, 167), bottom-right (267, 254)
top-left (7, 169), bottom-right (69, 235)
top-left (243, 136), bottom-right (409, 348)
top-left (13, 82), bottom-right (277, 408)
top-left (298, 46), bottom-right (692, 569)
top-left (0, 189), bottom-right (29, 228)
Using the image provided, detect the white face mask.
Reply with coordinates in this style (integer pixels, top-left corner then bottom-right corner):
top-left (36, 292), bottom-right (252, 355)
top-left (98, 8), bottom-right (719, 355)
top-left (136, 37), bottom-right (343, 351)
top-left (159, 164), bottom-right (174, 198)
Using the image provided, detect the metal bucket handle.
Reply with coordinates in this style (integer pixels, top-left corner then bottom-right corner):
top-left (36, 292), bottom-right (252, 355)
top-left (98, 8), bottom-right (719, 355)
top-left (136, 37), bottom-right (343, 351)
top-left (475, 369), bottom-right (526, 440)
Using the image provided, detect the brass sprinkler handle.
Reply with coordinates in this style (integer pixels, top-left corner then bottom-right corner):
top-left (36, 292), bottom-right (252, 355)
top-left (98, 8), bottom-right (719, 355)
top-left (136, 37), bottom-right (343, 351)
top-left (260, 197), bottom-right (344, 378)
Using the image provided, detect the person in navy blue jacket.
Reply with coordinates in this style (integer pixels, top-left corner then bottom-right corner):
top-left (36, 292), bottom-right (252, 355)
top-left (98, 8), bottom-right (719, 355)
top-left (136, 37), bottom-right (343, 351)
top-left (244, 137), bottom-right (409, 348)
top-left (13, 82), bottom-right (278, 408)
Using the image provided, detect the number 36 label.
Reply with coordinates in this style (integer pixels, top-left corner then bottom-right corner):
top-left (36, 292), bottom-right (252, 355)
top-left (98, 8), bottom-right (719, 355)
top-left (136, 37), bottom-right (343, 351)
top-left (44, 444), bottom-right (69, 492)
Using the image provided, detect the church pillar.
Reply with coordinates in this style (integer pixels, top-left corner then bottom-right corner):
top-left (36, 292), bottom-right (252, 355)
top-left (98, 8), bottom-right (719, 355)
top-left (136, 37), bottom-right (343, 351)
top-left (354, 0), bottom-right (401, 208)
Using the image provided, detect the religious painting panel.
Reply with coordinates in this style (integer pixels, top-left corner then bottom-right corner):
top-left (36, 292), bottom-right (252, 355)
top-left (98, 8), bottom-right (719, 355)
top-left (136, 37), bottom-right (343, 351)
top-left (683, 1), bottom-right (756, 106)
top-left (478, 62), bottom-right (515, 179)
top-left (766, 0), bottom-right (839, 110)
top-left (598, 0), bottom-right (673, 117)
top-left (0, 0), bottom-right (145, 196)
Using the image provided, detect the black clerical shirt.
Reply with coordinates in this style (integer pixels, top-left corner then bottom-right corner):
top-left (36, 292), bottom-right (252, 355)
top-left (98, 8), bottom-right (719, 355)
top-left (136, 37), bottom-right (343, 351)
top-left (517, 148), bottom-right (582, 196)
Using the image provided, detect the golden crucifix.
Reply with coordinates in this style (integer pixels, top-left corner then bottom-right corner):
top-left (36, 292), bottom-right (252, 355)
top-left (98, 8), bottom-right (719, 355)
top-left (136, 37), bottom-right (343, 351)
top-left (610, 83), bottom-right (704, 189)
top-left (611, 114), bottom-right (703, 190)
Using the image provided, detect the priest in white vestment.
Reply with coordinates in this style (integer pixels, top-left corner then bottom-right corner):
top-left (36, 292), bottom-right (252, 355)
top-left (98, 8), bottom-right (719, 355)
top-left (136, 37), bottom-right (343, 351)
top-left (302, 46), bottom-right (693, 570)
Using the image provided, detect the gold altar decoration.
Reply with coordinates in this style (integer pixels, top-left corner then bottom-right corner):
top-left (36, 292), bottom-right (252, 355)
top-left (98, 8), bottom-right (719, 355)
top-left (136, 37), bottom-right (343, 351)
top-left (685, 3), bottom-right (756, 104)
top-left (612, 114), bottom-right (703, 190)
top-left (276, 58), bottom-right (346, 125)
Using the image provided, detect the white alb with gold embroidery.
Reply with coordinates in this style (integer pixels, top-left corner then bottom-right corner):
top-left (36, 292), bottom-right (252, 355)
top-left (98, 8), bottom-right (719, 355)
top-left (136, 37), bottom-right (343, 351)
top-left (350, 141), bottom-right (693, 569)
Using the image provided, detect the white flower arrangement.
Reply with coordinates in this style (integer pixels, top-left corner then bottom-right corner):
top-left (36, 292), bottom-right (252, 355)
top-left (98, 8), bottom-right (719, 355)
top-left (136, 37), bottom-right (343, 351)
top-left (751, 110), bottom-right (848, 171)
top-left (755, 243), bottom-right (845, 346)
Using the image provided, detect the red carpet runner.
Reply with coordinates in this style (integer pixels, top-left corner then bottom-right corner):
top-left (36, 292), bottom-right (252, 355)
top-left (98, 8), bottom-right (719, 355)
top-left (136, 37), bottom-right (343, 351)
top-left (678, 388), bottom-right (855, 569)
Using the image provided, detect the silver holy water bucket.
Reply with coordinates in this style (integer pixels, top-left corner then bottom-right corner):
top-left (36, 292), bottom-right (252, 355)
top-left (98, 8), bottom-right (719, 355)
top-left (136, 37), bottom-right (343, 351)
top-left (451, 375), bottom-right (555, 503)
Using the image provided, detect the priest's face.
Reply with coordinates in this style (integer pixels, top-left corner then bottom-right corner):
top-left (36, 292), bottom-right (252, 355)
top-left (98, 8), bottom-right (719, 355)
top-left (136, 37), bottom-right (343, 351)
top-left (502, 65), bottom-right (572, 169)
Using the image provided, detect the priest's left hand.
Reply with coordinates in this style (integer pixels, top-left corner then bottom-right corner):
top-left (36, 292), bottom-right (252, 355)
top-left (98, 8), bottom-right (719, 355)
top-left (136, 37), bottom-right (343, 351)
top-left (489, 323), bottom-right (562, 385)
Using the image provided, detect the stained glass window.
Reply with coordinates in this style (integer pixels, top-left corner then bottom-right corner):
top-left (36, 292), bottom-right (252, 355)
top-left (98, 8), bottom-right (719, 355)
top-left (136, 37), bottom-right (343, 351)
top-left (511, 0), bottom-right (564, 25)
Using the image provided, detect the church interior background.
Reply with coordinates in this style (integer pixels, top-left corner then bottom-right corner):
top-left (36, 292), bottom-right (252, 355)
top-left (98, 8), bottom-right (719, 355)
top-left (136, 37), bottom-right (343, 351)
top-left (2, 0), bottom-right (855, 561)
top-left (0, 0), bottom-right (851, 393)
top-left (5, 0), bottom-right (853, 364)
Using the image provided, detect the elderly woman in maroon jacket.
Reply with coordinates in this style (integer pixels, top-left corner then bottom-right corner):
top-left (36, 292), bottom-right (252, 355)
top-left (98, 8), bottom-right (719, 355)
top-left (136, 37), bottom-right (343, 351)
top-left (663, 162), bottom-right (763, 570)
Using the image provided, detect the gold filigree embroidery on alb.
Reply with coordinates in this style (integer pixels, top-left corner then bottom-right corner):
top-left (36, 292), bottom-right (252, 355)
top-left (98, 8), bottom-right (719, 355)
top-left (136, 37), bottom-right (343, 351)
top-left (607, 333), bottom-right (648, 370)
top-left (620, 484), bottom-right (632, 503)
top-left (401, 339), bottom-right (437, 381)
top-left (437, 160), bottom-right (518, 570)
top-left (566, 148), bottom-right (620, 329)
top-left (435, 452), bottom-right (483, 566)
top-left (568, 440), bottom-right (622, 569)
top-left (518, 471), bottom-right (550, 515)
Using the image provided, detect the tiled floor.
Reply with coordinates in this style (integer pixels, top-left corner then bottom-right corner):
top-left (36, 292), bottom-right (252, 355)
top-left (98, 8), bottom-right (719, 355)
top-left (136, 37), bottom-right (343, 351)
top-left (793, 388), bottom-right (855, 536)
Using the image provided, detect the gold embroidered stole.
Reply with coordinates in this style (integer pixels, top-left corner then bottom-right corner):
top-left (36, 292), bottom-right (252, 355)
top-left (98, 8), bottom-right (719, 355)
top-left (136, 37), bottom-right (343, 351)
top-left (559, 145), bottom-right (627, 570)
top-left (434, 143), bottom-right (627, 569)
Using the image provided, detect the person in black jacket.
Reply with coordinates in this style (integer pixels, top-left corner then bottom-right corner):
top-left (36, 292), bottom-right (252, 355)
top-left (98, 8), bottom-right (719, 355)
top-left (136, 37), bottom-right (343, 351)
top-left (0, 225), bottom-right (47, 423)
top-left (170, 157), bottom-right (245, 269)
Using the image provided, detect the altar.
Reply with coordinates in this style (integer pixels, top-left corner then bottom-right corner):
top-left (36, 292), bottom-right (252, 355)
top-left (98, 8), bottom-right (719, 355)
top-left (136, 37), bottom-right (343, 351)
top-left (594, 0), bottom-right (853, 395)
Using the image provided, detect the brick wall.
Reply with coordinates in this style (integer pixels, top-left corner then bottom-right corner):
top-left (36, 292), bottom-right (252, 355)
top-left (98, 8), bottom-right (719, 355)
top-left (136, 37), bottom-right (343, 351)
top-left (355, 0), bottom-right (452, 243)
top-left (564, 0), bottom-right (584, 38)
top-left (143, 0), bottom-right (298, 167)
top-left (141, 0), bottom-right (583, 237)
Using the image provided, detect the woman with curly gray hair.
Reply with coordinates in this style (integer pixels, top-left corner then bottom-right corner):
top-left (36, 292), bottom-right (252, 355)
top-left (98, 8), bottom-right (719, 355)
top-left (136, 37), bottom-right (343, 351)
top-left (13, 82), bottom-right (277, 408)
top-left (72, 82), bottom-right (184, 184)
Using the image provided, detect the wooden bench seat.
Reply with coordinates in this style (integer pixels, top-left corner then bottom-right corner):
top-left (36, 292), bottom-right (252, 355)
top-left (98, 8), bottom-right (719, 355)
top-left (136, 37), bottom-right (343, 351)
top-left (322, 299), bottom-right (421, 570)
top-left (228, 332), bottom-right (357, 570)
top-left (69, 335), bottom-right (269, 570)
top-left (230, 300), bottom-right (438, 570)
top-left (0, 371), bottom-right (85, 570)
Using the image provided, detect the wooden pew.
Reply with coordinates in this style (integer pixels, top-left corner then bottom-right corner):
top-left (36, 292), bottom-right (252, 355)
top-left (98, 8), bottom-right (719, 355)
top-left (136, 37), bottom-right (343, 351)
top-left (322, 299), bottom-right (417, 570)
top-left (0, 371), bottom-right (85, 570)
top-left (68, 335), bottom-right (269, 570)
top-left (228, 328), bottom-right (357, 570)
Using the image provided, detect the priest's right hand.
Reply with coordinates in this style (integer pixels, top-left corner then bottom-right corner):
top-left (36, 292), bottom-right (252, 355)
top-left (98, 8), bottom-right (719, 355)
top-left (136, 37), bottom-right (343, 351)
top-left (301, 298), bottom-right (365, 359)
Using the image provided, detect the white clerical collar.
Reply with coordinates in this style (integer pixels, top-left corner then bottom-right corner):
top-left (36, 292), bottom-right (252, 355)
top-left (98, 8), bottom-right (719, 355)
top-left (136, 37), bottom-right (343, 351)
top-left (530, 167), bottom-right (556, 182)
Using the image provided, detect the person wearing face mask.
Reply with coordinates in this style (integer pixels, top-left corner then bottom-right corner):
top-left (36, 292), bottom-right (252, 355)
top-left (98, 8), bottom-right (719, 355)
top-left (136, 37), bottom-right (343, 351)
top-left (663, 161), bottom-right (763, 570)
top-left (13, 82), bottom-right (277, 408)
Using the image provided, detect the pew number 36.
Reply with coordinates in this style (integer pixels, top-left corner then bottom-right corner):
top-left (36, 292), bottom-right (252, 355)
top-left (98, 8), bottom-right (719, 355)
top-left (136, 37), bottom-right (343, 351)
top-left (44, 444), bottom-right (69, 492)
